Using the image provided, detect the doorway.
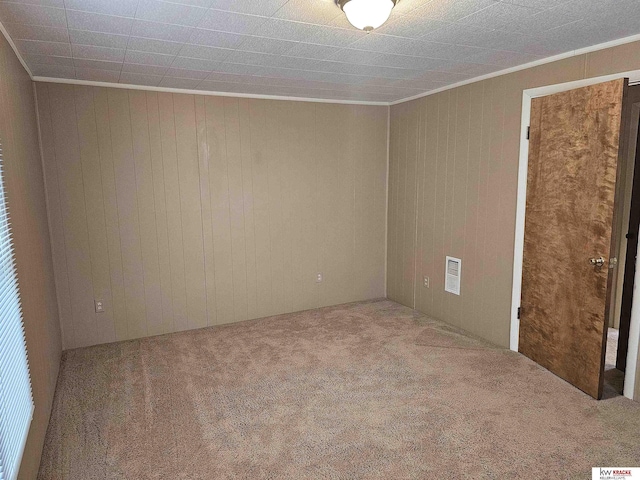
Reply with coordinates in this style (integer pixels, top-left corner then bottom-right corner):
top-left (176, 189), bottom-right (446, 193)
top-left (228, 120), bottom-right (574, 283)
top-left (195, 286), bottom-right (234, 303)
top-left (604, 328), bottom-right (624, 397)
top-left (511, 71), bottom-right (640, 401)
top-left (606, 84), bottom-right (640, 398)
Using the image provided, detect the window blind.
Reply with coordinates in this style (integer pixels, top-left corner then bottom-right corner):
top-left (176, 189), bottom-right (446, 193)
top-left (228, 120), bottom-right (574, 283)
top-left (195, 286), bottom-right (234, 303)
top-left (0, 142), bottom-right (33, 480)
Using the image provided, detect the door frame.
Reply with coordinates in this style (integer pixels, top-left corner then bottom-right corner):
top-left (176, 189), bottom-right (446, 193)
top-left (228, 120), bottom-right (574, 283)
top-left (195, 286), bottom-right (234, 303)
top-left (510, 69), bottom-right (640, 400)
top-left (615, 87), bottom-right (640, 372)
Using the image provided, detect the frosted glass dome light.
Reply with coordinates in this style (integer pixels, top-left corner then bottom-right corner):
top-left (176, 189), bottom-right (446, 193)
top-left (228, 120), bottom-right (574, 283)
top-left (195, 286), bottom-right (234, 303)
top-left (338, 0), bottom-right (397, 32)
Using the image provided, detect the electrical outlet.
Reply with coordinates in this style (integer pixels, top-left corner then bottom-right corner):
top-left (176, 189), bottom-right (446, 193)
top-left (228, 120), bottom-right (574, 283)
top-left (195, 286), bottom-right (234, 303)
top-left (316, 272), bottom-right (323, 283)
top-left (95, 299), bottom-right (104, 313)
top-left (423, 276), bottom-right (430, 288)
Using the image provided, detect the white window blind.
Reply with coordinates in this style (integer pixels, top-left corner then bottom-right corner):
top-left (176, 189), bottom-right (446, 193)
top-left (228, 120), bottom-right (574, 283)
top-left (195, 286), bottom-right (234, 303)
top-left (0, 142), bottom-right (34, 480)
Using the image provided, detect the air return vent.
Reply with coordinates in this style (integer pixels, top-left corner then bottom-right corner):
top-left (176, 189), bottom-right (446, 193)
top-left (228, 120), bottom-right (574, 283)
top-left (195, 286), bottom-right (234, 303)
top-left (445, 256), bottom-right (461, 296)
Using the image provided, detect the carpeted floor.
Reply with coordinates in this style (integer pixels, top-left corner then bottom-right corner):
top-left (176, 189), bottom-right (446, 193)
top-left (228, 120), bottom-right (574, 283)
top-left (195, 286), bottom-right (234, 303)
top-left (38, 300), bottom-right (640, 479)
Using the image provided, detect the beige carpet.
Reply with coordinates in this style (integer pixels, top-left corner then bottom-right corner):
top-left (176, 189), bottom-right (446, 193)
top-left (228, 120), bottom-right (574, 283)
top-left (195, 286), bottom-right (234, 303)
top-left (38, 300), bottom-right (640, 479)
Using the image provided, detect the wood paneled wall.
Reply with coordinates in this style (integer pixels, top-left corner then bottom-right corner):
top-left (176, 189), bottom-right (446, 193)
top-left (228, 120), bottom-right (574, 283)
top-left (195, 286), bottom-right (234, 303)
top-left (36, 83), bottom-right (388, 350)
top-left (0, 35), bottom-right (62, 480)
top-left (387, 40), bottom-right (640, 348)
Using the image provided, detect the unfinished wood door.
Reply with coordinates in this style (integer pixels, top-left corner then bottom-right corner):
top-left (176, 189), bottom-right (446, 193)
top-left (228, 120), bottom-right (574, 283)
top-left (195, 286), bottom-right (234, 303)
top-left (519, 78), bottom-right (627, 399)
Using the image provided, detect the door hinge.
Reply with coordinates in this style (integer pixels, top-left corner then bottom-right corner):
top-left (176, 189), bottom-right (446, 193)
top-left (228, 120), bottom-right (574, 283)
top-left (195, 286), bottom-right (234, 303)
top-left (517, 307), bottom-right (521, 319)
top-left (526, 127), bottom-right (530, 140)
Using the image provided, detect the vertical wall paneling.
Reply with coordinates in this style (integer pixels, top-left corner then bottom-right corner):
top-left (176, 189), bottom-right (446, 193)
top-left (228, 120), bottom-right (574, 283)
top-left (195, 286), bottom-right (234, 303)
top-left (194, 95), bottom-right (217, 326)
top-left (108, 88), bottom-right (148, 340)
top-left (247, 99), bottom-right (273, 319)
top-left (158, 92), bottom-right (189, 332)
top-left (38, 85), bottom-right (388, 349)
top-left (205, 95), bottom-right (235, 324)
top-left (48, 84), bottom-right (97, 347)
top-left (402, 100), bottom-right (419, 309)
top-left (92, 87), bottom-right (129, 342)
top-left (461, 82), bottom-right (486, 338)
top-left (449, 86), bottom-right (471, 328)
top-left (395, 103), bottom-right (408, 307)
top-left (355, 106), bottom-right (387, 301)
top-left (74, 86), bottom-right (116, 344)
top-left (386, 106), bottom-right (398, 301)
top-left (145, 92), bottom-right (175, 334)
top-left (224, 97), bottom-right (250, 322)
top-left (415, 95), bottom-right (439, 316)
top-left (284, 101), bottom-right (318, 312)
top-left (483, 77), bottom-right (507, 344)
top-left (432, 92), bottom-right (450, 321)
top-left (237, 99), bottom-right (259, 320)
top-left (277, 101), bottom-right (296, 313)
top-left (413, 98), bottom-right (426, 311)
top-left (173, 94), bottom-right (208, 330)
top-left (316, 104), bottom-right (355, 306)
top-left (442, 90), bottom-right (458, 323)
top-left (128, 90), bottom-right (164, 337)
top-left (264, 100), bottom-right (286, 314)
top-left (35, 85), bottom-right (74, 349)
top-left (387, 99), bottom-right (422, 310)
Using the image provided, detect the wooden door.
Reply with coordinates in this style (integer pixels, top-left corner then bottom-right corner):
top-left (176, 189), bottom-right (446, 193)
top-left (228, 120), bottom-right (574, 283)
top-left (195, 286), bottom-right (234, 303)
top-left (519, 78), bottom-right (627, 399)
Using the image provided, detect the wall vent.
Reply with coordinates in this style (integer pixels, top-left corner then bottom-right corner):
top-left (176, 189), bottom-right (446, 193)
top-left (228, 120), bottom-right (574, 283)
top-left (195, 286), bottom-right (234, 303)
top-left (445, 256), bottom-right (461, 296)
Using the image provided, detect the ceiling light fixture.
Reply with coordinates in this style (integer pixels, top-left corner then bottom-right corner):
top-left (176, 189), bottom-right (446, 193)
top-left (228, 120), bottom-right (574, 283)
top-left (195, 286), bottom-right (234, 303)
top-left (337, 0), bottom-right (397, 32)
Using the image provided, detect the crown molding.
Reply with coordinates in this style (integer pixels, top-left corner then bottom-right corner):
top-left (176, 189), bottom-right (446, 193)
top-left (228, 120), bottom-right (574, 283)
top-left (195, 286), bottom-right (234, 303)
top-left (389, 32), bottom-right (640, 106)
top-left (0, 18), bottom-right (33, 79)
top-left (31, 76), bottom-right (390, 105)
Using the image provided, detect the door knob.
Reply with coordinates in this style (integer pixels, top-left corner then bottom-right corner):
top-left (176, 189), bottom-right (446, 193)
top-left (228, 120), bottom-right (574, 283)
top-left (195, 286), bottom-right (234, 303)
top-left (589, 257), bottom-right (605, 267)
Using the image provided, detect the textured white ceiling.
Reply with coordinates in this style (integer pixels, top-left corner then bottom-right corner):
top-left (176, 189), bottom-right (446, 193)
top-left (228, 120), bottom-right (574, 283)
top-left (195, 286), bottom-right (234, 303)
top-left (0, 0), bottom-right (638, 103)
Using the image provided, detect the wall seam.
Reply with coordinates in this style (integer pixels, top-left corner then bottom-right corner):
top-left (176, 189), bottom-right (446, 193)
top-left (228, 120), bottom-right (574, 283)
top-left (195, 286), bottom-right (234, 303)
top-left (126, 90), bottom-right (149, 337)
top-left (91, 87), bottom-right (116, 343)
top-left (46, 84), bottom-right (77, 349)
top-left (171, 93), bottom-right (189, 330)
top-left (156, 93), bottom-right (176, 333)
top-left (384, 105), bottom-right (390, 297)
top-left (72, 85), bottom-right (99, 345)
top-left (32, 82), bottom-right (65, 351)
top-left (105, 88), bottom-right (129, 341)
top-left (194, 96), bottom-right (211, 326)
top-left (412, 103), bottom-right (421, 309)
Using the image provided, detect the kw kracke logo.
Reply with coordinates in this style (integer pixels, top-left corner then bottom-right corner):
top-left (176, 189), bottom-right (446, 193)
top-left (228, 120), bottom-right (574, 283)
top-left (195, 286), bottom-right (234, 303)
top-left (594, 468), bottom-right (638, 480)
